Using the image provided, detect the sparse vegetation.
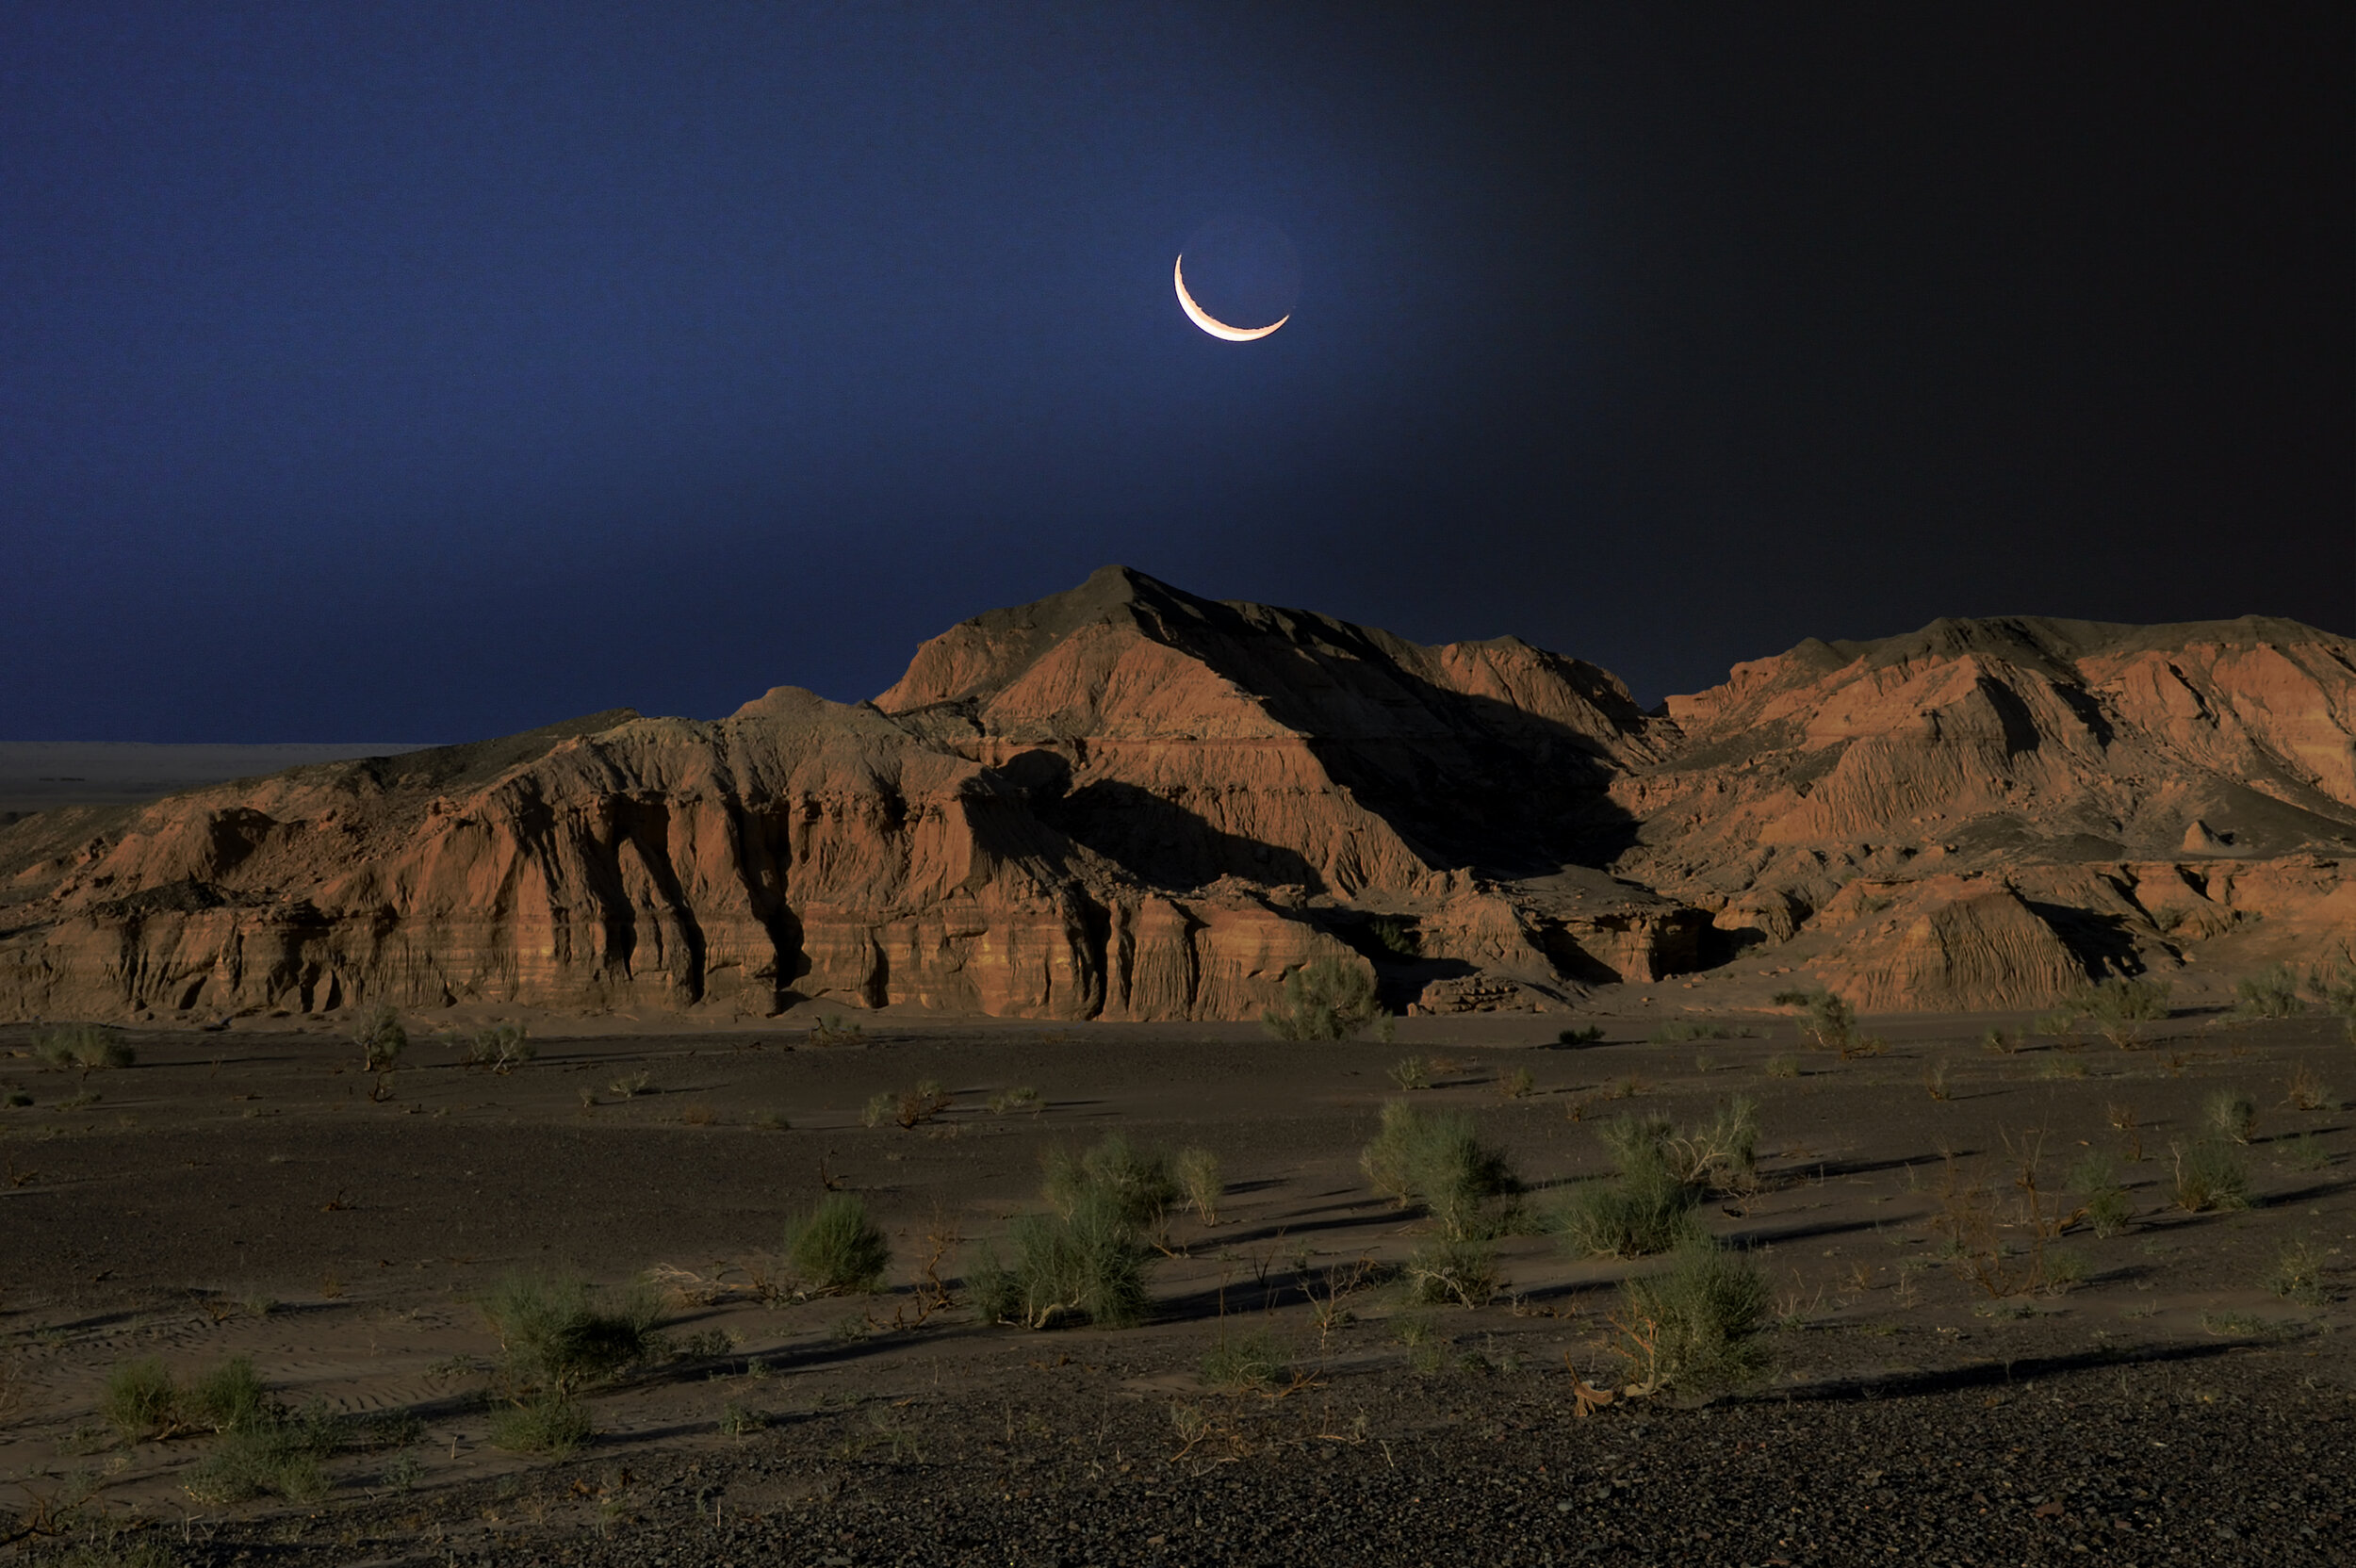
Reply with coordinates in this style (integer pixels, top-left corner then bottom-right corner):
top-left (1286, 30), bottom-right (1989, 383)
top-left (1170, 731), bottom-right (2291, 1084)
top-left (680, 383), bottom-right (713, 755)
top-left (807, 1014), bottom-right (864, 1046)
top-left (1498, 1066), bottom-right (1535, 1100)
top-left (479, 1273), bottom-right (663, 1401)
top-left (1042, 1135), bottom-right (1178, 1236)
top-left (2305, 962), bottom-right (2356, 1039)
top-left (606, 1070), bottom-right (652, 1099)
top-left (2284, 1064), bottom-right (2332, 1112)
top-left (33, 1023), bottom-right (134, 1076)
top-left (1922, 1059), bottom-right (1954, 1101)
top-left (96, 1356), bottom-right (337, 1501)
top-left (2232, 963), bottom-right (2306, 1021)
top-left (1367, 914), bottom-right (1419, 957)
top-left (1386, 1054), bottom-right (1432, 1090)
top-left (2077, 975), bottom-right (2173, 1048)
top-left (1358, 1100), bottom-right (1520, 1241)
top-left (2168, 1138), bottom-right (2251, 1213)
top-left (969, 1195), bottom-right (1151, 1330)
top-left (1773, 987), bottom-right (1855, 1052)
top-left (349, 1004), bottom-right (406, 1072)
top-left (1612, 1240), bottom-right (1768, 1394)
top-left (1549, 1114), bottom-right (1718, 1260)
top-left (2203, 1088), bottom-right (2258, 1145)
top-left (464, 1022), bottom-right (535, 1073)
top-left (783, 1194), bottom-right (892, 1295)
top-left (1201, 1330), bottom-right (1289, 1390)
top-left (1173, 1146), bottom-right (1223, 1224)
top-left (1262, 956), bottom-right (1382, 1041)
top-left (2067, 1151), bottom-right (2135, 1238)
top-left (2276, 1132), bottom-right (2331, 1172)
top-left (1648, 1021), bottom-right (1736, 1043)
top-left (1557, 1025), bottom-right (1606, 1046)
top-left (489, 1395), bottom-right (592, 1458)
top-left (1403, 1234), bottom-right (1503, 1307)
top-left (868, 1079), bottom-right (952, 1129)
top-left (1980, 1026), bottom-right (2021, 1054)
top-left (1765, 1054), bottom-right (1800, 1079)
top-left (2266, 1238), bottom-right (2327, 1305)
top-left (988, 1086), bottom-right (1041, 1116)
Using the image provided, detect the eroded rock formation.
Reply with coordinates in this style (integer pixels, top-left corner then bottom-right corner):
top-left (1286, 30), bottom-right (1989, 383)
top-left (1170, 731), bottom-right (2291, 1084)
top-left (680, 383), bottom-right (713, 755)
top-left (2, 571), bottom-right (2349, 1023)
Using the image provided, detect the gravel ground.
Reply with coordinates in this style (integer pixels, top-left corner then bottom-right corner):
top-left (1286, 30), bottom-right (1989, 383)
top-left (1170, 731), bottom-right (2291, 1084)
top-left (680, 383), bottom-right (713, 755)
top-left (23, 1335), bottom-right (2342, 1568)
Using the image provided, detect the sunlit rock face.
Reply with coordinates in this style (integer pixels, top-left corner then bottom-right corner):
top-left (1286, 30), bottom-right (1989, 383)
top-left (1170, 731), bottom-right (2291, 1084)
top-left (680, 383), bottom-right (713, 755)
top-left (3, 571), bottom-right (2350, 1023)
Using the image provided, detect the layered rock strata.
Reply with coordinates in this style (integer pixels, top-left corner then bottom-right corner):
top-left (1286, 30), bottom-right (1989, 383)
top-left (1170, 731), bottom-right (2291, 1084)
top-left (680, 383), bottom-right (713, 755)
top-left (2, 572), bottom-right (2349, 1023)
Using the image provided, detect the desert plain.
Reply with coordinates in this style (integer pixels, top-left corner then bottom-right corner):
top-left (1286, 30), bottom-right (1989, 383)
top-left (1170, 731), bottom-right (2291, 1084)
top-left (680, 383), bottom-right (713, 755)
top-left (1, 994), bottom-right (2350, 1567)
top-left (3, 570), bottom-right (2353, 1564)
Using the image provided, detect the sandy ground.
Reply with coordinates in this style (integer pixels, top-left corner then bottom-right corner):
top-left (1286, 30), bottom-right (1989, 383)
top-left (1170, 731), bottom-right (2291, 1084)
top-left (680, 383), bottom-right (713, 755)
top-left (0, 1004), bottom-right (2348, 1564)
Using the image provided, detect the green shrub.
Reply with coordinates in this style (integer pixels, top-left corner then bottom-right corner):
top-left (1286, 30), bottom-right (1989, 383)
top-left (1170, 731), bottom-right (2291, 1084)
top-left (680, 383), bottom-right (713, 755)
top-left (2203, 1088), bottom-right (2258, 1145)
top-left (184, 1403), bottom-right (340, 1503)
top-left (489, 1394), bottom-right (593, 1458)
top-left (1764, 1054), bottom-right (1800, 1079)
top-left (1042, 1135), bottom-right (1178, 1236)
top-left (1403, 1236), bottom-right (1502, 1307)
top-left (1262, 956), bottom-right (1381, 1041)
top-left (969, 1192), bottom-right (1149, 1330)
top-left (2305, 963), bottom-right (2356, 1040)
top-left (1551, 1102), bottom-right (1758, 1259)
top-left (1357, 1101), bottom-right (1520, 1241)
top-left (2079, 976), bottom-right (2172, 1047)
top-left (783, 1194), bottom-right (891, 1295)
top-left (2067, 1151), bottom-right (2135, 1238)
top-left (1981, 1026), bottom-right (2021, 1054)
top-left (1201, 1330), bottom-right (1289, 1390)
top-left (1367, 915), bottom-right (1419, 956)
top-left (479, 1274), bottom-right (662, 1397)
top-left (33, 1023), bottom-right (134, 1075)
top-left (1557, 1025), bottom-right (1606, 1046)
top-left (465, 1023), bottom-right (535, 1073)
top-left (2169, 1138), bottom-right (2251, 1213)
top-left (1647, 1021), bottom-right (1733, 1043)
top-left (100, 1357), bottom-right (183, 1442)
top-left (1386, 1054), bottom-right (1432, 1090)
top-left (1174, 1147), bottom-right (1223, 1224)
top-left (2266, 1239), bottom-right (2327, 1305)
top-left (2233, 963), bottom-right (2306, 1021)
top-left (1616, 1241), bottom-right (1768, 1392)
top-left (349, 1004), bottom-right (406, 1072)
top-left (1772, 988), bottom-right (1857, 1053)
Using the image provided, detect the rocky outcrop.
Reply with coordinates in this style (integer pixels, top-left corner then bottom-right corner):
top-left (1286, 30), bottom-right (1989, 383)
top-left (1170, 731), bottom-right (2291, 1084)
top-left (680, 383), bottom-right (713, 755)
top-left (1, 575), bottom-right (2349, 1024)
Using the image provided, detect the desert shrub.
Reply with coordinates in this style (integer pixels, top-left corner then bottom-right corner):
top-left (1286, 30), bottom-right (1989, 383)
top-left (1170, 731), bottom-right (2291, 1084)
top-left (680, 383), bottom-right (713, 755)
top-left (1262, 956), bottom-right (1381, 1041)
top-left (1367, 915), bottom-right (1419, 957)
top-left (479, 1274), bottom-right (662, 1398)
top-left (1981, 1026), bottom-right (2021, 1054)
top-left (2276, 1132), bottom-right (2331, 1172)
top-left (1764, 1054), bottom-right (1800, 1079)
top-left (1201, 1330), bottom-right (1289, 1390)
top-left (2169, 1138), bottom-right (2251, 1213)
top-left (1772, 988), bottom-right (1857, 1053)
top-left (2066, 1152), bottom-right (2135, 1238)
top-left (987, 1086), bottom-right (1041, 1116)
top-left (1557, 1025), bottom-right (1606, 1046)
top-left (2266, 1239), bottom-right (2327, 1305)
top-left (2305, 963), bottom-right (2356, 1039)
top-left (783, 1194), bottom-right (891, 1295)
top-left (1357, 1101), bottom-right (1520, 1241)
top-left (1552, 1153), bottom-right (1704, 1260)
top-left (969, 1192), bottom-right (1150, 1330)
top-left (33, 1023), bottom-right (134, 1075)
top-left (185, 1403), bottom-right (340, 1503)
top-left (1403, 1235), bottom-right (1502, 1307)
top-left (1648, 1021), bottom-right (1733, 1043)
top-left (2233, 963), bottom-right (2306, 1021)
top-left (349, 1004), bottom-right (406, 1072)
top-left (100, 1357), bottom-right (184, 1442)
top-left (2203, 1089), bottom-right (2258, 1145)
top-left (464, 1023), bottom-right (535, 1073)
top-left (2079, 975), bottom-right (2172, 1047)
top-left (1042, 1135), bottom-right (1179, 1237)
top-left (1386, 1055), bottom-right (1432, 1090)
top-left (1499, 1066), bottom-right (1536, 1100)
top-left (1173, 1147), bottom-right (1223, 1224)
top-left (489, 1395), bottom-right (593, 1458)
top-left (1615, 1241), bottom-right (1768, 1393)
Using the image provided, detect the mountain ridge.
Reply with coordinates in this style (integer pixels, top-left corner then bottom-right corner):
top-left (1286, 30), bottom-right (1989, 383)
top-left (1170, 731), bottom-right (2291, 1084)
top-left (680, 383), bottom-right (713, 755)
top-left (2, 568), bottom-right (2348, 1025)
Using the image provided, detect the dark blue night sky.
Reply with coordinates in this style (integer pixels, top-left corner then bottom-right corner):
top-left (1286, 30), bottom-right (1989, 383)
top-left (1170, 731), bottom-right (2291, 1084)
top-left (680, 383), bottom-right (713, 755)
top-left (4, 4), bottom-right (2348, 742)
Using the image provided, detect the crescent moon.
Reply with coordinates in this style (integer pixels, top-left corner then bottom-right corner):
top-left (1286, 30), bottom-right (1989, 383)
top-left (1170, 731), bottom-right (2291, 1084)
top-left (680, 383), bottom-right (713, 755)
top-left (1174, 254), bottom-right (1288, 341)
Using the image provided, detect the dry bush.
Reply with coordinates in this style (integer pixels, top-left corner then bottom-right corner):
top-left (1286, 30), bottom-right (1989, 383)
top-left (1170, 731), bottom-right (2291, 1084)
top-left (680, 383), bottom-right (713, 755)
top-left (349, 1004), bottom-right (406, 1071)
top-left (1262, 956), bottom-right (1382, 1041)
top-left (1174, 1147), bottom-right (1224, 1224)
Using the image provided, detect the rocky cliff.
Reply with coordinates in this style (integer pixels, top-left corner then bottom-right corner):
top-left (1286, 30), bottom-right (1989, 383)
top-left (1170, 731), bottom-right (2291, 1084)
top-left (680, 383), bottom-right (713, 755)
top-left (2, 571), bottom-right (2349, 1023)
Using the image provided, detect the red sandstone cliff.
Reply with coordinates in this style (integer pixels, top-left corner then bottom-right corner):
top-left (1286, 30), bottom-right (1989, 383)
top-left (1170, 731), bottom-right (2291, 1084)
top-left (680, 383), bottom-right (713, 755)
top-left (1, 574), bottom-right (2348, 1024)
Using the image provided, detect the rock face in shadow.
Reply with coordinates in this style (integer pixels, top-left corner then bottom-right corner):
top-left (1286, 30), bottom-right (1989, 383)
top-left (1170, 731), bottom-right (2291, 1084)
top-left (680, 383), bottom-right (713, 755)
top-left (2, 572), bottom-right (2350, 1023)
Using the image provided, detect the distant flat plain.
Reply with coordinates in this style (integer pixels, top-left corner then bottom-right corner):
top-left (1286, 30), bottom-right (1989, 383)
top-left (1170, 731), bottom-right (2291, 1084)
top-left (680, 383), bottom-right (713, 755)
top-left (0, 743), bottom-right (435, 818)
